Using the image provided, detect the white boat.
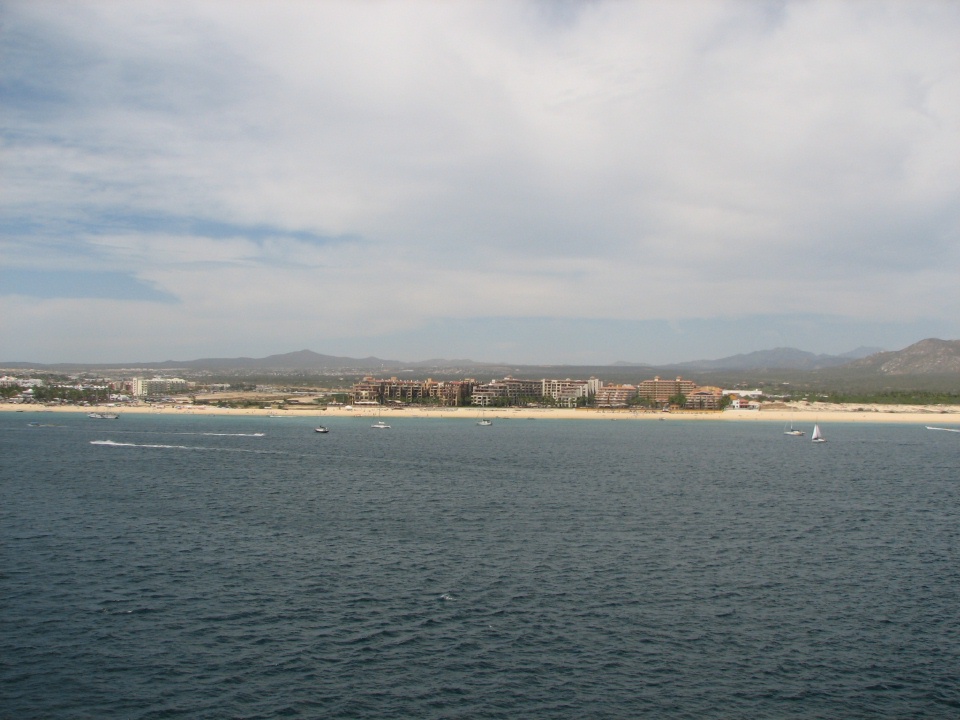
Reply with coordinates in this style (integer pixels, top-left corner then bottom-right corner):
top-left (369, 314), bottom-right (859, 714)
top-left (314, 426), bottom-right (329, 434)
top-left (927, 426), bottom-right (960, 433)
top-left (477, 419), bottom-right (493, 426)
top-left (371, 404), bottom-right (391, 429)
top-left (811, 424), bottom-right (826, 443)
top-left (784, 423), bottom-right (805, 436)
top-left (88, 412), bottom-right (119, 419)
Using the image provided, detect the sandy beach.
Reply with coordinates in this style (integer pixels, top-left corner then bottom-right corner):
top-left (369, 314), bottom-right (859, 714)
top-left (4, 401), bottom-right (959, 426)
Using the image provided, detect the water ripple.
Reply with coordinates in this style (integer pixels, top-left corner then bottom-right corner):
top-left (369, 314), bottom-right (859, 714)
top-left (2, 415), bottom-right (959, 718)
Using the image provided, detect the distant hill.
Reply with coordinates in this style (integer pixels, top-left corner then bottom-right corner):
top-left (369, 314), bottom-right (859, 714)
top-left (176, 349), bottom-right (401, 371)
top-left (0, 350), bottom-right (406, 373)
top-left (669, 346), bottom-right (879, 372)
top-left (5, 341), bottom-right (958, 379)
top-left (837, 346), bottom-right (885, 359)
top-left (842, 338), bottom-right (960, 375)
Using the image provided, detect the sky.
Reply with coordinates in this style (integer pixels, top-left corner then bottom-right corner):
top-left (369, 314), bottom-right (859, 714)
top-left (2, 0), bottom-right (959, 365)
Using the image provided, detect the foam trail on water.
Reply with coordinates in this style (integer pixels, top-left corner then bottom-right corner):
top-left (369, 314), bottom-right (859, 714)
top-left (200, 432), bottom-right (265, 437)
top-left (80, 430), bottom-right (266, 438)
top-left (90, 440), bottom-right (288, 454)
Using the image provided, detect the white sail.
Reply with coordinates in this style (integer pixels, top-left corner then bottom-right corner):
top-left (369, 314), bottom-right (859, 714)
top-left (811, 424), bottom-right (825, 442)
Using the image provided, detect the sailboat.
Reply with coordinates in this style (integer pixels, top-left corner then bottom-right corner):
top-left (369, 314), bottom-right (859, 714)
top-left (784, 422), bottom-right (805, 436)
top-left (371, 404), bottom-right (390, 429)
top-left (811, 424), bottom-right (826, 443)
top-left (476, 409), bottom-right (493, 426)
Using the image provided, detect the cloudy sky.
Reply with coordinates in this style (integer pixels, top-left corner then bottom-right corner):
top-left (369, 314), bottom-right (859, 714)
top-left (2, 1), bottom-right (959, 365)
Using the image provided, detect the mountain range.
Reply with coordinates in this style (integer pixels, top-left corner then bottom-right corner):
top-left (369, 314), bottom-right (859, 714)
top-left (841, 338), bottom-right (960, 375)
top-left (668, 346), bottom-right (883, 372)
top-left (3, 339), bottom-right (959, 377)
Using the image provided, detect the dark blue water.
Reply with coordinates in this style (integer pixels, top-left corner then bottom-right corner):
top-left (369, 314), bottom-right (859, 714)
top-left (2, 411), bottom-right (959, 718)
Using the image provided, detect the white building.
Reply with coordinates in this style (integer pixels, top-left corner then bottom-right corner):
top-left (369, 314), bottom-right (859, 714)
top-left (131, 377), bottom-right (189, 397)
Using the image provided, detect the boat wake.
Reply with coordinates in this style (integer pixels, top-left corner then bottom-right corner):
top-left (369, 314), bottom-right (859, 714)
top-left (90, 440), bottom-right (284, 454)
top-left (198, 432), bottom-right (266, 437)
top-left (84, 430), bottom-right (266, 438)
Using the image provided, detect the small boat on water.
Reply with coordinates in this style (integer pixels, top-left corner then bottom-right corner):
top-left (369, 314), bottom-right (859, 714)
top-left (784, 423), bottom-right (805, 436)
top-left (314, 426), bottom-right (329, 434)
top-left (371, 404), bottom-right (391, 429)
top-left (477, 419), bottom-right (493, 426)
top-left (88, 412), bottom-right (119, 419)
top-left (927, 426), bottom-right (960, 433)
top-left (811, 424), bottom-right (826, 443)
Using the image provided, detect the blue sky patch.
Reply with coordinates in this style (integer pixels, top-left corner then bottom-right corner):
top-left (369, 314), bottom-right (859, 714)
top-left (0, 212), bottom-right (349, 246)
top-left (1, 269), bottom-right (178, 303)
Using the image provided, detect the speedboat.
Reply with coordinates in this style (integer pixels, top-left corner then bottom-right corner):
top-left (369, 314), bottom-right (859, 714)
top-left (314, 426), bottom-right (329, 434)
top-left (88, 412), bottom-right (119, 419)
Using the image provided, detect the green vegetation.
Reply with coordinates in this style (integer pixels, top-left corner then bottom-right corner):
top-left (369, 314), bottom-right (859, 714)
top-left (1, 384), bottom-right (23, 399)
top-left (819, 390), bottom-right (960, 405)
top-left (29, 385), bottom-right (110, 404)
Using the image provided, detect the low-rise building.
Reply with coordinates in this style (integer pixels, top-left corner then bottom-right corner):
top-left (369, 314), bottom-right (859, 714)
top-left (423, 378), bottom-right (475, 406)
top-left (541, 378), bottom-right (597, 407)
top-left (352, 376), bottom-right (475, 406)
top-left (637, 376), bottom-right (697, 404)
top-left (594, 384), bottom-right (636, 407)
top-left (352, 376), bottom-right (428, 404)
top-left (131, 377), bottom-right (190, 397)
top-left (684, 386), bottom-right (723, 410)
top-left (471, 377), bottom-right (544, 406)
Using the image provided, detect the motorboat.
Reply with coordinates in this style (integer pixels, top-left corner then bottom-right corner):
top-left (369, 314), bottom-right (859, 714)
top-left (314, 426), bottom-right (329, 434)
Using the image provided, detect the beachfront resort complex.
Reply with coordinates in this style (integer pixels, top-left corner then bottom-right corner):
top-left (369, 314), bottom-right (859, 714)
top-left (350, 374), bottom-right (732, 410)
top-left (2, 373), bottom-right (750, 411)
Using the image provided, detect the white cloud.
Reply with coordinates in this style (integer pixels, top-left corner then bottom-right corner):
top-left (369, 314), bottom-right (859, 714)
top-left (2, 0), bottom-right (959, 362)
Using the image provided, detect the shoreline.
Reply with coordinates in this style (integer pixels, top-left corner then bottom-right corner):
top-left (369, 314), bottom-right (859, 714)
top-left (4, 402), bottom-right (960, 426)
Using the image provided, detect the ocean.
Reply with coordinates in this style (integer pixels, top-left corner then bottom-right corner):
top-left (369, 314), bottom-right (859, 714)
top-left (2, 411), bottom-right (959, 718)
